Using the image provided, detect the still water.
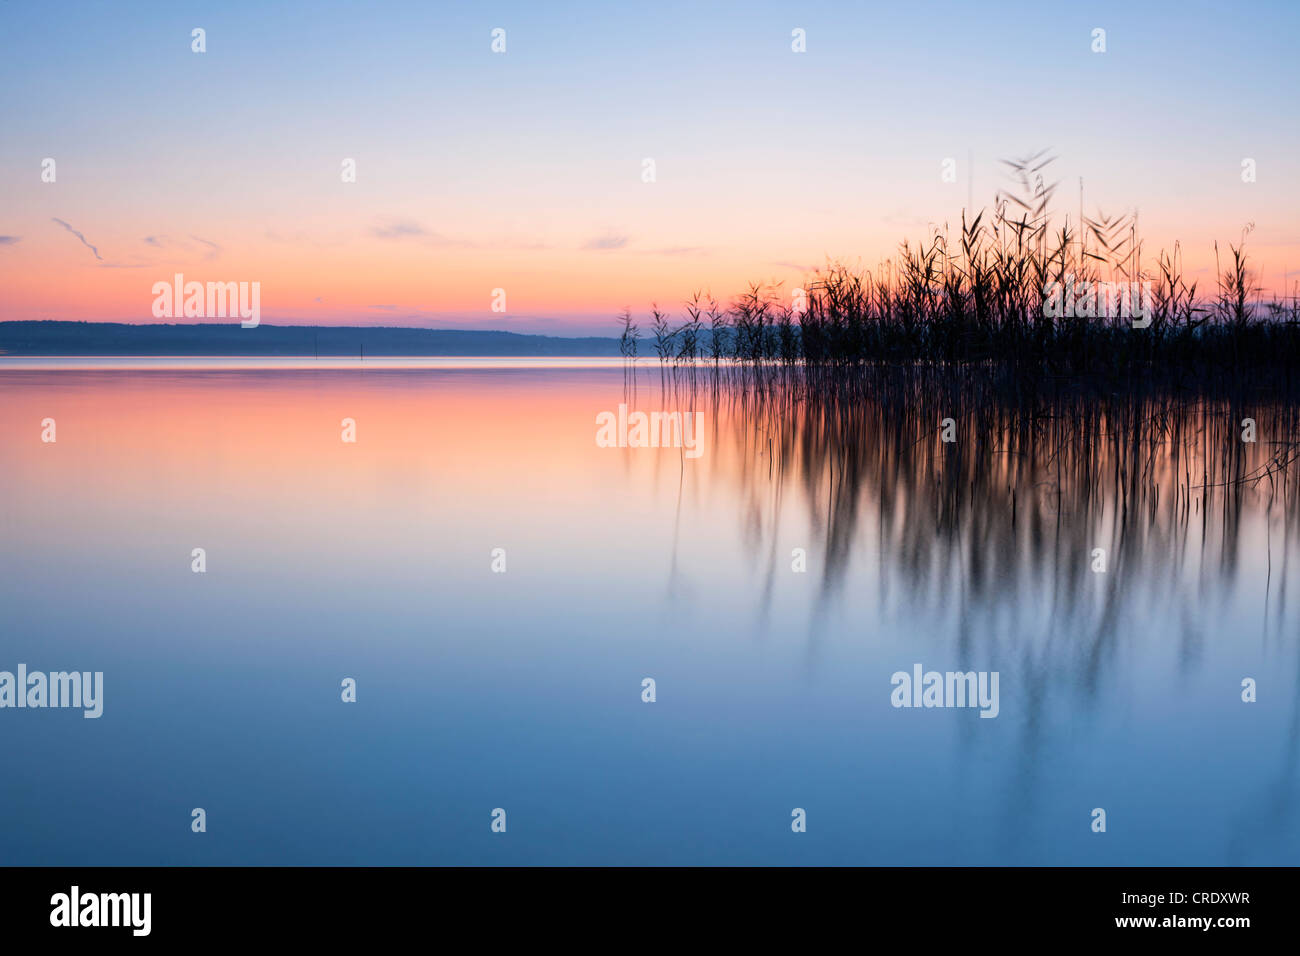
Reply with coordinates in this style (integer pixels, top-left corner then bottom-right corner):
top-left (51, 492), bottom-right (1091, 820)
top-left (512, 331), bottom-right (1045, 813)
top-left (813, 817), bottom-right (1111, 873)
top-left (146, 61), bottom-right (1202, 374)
top-left (1, 361), bottom-right (1297, 864)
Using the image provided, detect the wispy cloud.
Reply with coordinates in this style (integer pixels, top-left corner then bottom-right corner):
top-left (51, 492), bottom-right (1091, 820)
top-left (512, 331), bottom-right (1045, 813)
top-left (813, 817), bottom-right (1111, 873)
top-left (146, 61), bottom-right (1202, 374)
top-left (190, 235), bottom-right (221, 260)
top-left (142, 234), bottom-right (221, 260)
top-left (0, 236), bottom-right (20, 246)
top-left (369, 218), bottom-right (543, 251)
top-left (583, 234), bottom-right (630, 251)
top-left (371, 219), bottom-right (429, 239)
top-left (369, 218), bottom-right (479, 248)
top-left (52, 218), bottom-right (102, 261)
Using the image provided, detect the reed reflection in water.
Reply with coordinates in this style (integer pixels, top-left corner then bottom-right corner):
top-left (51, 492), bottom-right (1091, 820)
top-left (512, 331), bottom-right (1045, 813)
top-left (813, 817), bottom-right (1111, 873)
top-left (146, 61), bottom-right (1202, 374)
top-left (1, 364), bottom-right (1296, 864)
top-left (647, 368), bottom-right (1300, 862)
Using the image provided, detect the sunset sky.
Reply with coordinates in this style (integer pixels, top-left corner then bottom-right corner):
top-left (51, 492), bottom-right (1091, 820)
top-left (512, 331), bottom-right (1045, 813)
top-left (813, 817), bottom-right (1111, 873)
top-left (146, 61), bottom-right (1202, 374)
top-left (2, 0), bottom-right (1298, 335)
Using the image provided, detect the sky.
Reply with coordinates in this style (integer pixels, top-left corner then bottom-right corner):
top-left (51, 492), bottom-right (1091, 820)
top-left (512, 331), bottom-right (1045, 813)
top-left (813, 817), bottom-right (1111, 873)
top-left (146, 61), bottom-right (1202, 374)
top-left (1, 0), bottom-right (1298, 335)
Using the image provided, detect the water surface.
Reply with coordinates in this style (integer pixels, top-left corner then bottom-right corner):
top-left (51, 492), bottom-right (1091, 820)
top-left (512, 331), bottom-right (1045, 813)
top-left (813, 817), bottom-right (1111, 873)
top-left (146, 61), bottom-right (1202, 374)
top-left (1, 361), bottom-right (1296, 864)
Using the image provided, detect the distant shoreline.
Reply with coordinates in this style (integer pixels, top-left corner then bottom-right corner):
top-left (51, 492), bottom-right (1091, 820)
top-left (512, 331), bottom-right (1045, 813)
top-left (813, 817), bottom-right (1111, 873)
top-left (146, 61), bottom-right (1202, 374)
top-left (0, 321), bottom-right (621, 357)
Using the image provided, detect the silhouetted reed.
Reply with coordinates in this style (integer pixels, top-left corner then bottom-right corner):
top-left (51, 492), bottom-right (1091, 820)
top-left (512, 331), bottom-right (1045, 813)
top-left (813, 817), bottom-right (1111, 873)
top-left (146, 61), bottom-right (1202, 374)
top-left (622, 153), bottom-right (1299, 391)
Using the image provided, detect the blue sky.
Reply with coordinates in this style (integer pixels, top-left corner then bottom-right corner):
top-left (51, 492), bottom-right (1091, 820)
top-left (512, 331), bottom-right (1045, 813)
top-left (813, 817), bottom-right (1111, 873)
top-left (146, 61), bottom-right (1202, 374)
top-left (2, 0), bottom-right (1297, 331)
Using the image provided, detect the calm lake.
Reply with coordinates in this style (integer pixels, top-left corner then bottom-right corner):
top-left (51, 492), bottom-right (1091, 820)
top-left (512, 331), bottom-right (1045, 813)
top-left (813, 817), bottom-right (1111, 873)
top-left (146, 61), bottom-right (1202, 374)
top-left (1, 360), bottom-right (1297, 865)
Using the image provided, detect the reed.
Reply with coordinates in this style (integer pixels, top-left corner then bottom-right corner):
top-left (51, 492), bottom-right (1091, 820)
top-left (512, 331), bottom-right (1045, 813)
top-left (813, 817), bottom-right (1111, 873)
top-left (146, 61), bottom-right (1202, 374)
top-left (622, 154), bottom-right (1299, 391)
